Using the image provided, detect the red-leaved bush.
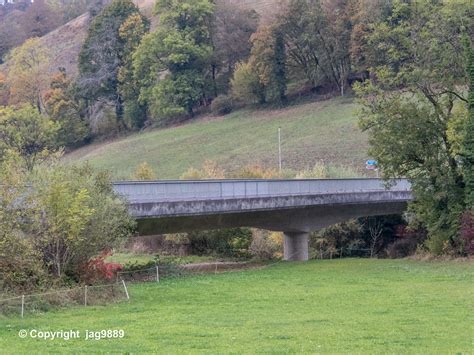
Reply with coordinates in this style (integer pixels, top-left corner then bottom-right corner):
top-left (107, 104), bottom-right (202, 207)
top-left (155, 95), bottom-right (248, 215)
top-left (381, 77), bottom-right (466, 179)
top-left (460, 211), bottom-right (474, 255)
top-left (80, 250), bottom-right (123, 284)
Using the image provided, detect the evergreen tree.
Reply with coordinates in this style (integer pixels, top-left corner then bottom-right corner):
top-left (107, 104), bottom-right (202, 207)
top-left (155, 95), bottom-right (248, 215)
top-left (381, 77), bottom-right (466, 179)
top-left (273, 30), bottom-right (287, 104)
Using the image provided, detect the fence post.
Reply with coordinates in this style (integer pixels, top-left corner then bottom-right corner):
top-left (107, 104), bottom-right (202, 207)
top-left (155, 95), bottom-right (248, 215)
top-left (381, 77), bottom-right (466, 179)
top-left (21, 295), bottom-right (24, 318)
top-left (156, 265), bottom-right (160, 283)
top-left (84, 286), bottom-right (88, 307)
top-left (122, 280), bottom-right (130, 300)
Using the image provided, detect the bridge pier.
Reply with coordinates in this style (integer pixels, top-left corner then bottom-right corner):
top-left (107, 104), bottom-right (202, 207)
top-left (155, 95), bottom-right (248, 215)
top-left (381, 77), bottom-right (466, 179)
top-left (283, 232), bottom-right (309, 261)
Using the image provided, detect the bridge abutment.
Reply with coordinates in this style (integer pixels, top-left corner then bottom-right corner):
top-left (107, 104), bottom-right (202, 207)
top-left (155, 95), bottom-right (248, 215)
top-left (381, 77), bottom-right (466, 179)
top-left (283, 232), bottom-right (309, 261)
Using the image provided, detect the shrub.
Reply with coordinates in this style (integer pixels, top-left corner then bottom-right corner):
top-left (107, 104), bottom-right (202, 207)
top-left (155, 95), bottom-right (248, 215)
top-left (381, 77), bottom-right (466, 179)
top-left (29, 163), bottom-right (135, 281)
top-left (188, 228), bottom-right (252, 258)
top-left (133, 162), bottom-right (156, 180)
top-left (211, 95), bottom-right (233, 115)
top-left (386, 225), bottom-right (427, 258)
top-left (80, 250), bottom-right (123, 284)
top-left (233, 164), bottom-right (279, 179)
top-left (180, 160), bottom-right (226, 180)
top-left (0, 156), bottom-right (135, 292)
top-left (460, 211), bottom-right (474, 255)
top-left (231, 61), bottom-right (265, 104)
top-left (386, 238), bottom-right (419, 258)
top-left (249, 230), bottom-right (282, 260)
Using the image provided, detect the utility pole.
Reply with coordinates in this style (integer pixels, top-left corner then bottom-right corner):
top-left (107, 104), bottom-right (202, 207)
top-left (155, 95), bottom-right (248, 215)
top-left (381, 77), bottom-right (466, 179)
top-left (278, 127), bottom-right (282, 173)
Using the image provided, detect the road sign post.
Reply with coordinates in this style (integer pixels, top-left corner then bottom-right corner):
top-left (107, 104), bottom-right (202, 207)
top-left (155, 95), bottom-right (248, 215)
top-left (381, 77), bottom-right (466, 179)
top-left (366, 160), bottom-right (379, 177)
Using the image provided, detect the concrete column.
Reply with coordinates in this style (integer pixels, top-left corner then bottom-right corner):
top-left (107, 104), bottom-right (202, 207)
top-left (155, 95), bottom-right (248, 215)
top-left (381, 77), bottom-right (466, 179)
top-left (283, 231), bottom-right (309, 261)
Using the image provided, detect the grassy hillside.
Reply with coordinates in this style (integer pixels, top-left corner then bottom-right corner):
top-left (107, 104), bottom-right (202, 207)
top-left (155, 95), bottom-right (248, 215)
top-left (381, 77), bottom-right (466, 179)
top-left (1, 259), bottom-right (472, 353)
top-left (66, 96), bottom-right (370, 179)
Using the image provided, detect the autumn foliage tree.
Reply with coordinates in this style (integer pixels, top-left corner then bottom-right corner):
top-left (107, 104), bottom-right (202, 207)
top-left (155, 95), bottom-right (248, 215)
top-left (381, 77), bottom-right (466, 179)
top-left (78, 0), bottom-right (144, 126)
top-left (230, 24), bottom-right (287, 105)
top-left (210, 2), bottom-right (259, 95)
top-left (44, 70), bottom-right (90, 148)
top-left (0, 105), bottom-right (60, 171)
top-left (22, 0), bottom-right (61, 38)
top-left (0, 157), bottom-right (135, 290)
top-left (7, 38), bottom-right (50, 112)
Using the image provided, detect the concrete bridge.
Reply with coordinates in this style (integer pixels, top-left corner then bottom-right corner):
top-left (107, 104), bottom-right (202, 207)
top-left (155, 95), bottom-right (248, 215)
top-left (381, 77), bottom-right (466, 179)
top-left (113, 179), bottom-right (412, 261)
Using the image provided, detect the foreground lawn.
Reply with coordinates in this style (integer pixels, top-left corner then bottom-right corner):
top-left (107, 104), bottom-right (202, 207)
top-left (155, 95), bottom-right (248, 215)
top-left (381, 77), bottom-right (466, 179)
top-left (0, 259), bottom-right (472, 353)
top-left (65, 97), bottom-right (368, 179)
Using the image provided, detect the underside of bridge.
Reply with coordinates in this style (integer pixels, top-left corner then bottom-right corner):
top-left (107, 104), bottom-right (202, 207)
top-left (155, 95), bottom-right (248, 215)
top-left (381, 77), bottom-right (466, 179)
top-left (135, 201), bottom-right (408, 261)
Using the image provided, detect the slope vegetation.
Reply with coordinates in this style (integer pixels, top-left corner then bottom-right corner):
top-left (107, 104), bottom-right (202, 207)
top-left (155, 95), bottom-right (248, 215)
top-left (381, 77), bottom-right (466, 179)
top-left (0, 0), bottom-right (280, 78)
top-left (65, 96), bottom-right (369, 179)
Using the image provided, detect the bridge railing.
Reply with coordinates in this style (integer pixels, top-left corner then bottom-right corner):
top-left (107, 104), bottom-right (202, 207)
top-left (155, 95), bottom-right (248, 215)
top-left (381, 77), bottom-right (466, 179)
top-left (113, 178), bottom-right (411, 202)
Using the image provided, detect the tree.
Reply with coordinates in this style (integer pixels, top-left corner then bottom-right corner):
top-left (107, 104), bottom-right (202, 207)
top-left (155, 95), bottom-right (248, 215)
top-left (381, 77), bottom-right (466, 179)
top-left (133, 0), bottom-right (214, 121)
top-left (29, 163), bottom-right (135, 278)
top-left (117, 13), bottom-right (149, 129)
top-left (44, 70), bottom-right (90, 148)
top-left (276, 0), bottom-right (351, 94)
top-left (58, 0), bottom-right (96, 22)
top-left (233, 24), bottom-right (287, 105)
top-left (273, 29), bottom-right (287, 103)
top-left (0, 9), bottom-right (28, 63)
top-left (0, 105), bottom-right (60, 171)
top-left (368, 218), bottom-right (383, 258)
top-left (77, 0), bottom-right (143, 125)
top-left (210, 2), bottom-right (259, 95)
top-left (355, 1), bottom-right (471, 254)
top-left (7, 38), bottom-right (50, 112)
top-left (349, 0), bottom-right (392, 73)
top-left (22, 0), bottom-right (61, 38)
top-left (0, 72), bottom-right (8, 105)
top-left (230, 61), bottom-right (265, 104)
top-left (0, 153), bottom-right (45, 292)
top-left (462, 35), bottom-right (474, 209)
top-left (320, 0), bottom-right (352, 95)
top-left (276, 0), bottom-right (323, 88)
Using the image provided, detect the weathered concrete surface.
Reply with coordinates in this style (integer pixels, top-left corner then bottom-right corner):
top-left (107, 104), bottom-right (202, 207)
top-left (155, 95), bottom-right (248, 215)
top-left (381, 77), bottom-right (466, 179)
top-left (284, 232), bottom-right (309, 261)
top-left (113, 179), bottom-right (412, 261)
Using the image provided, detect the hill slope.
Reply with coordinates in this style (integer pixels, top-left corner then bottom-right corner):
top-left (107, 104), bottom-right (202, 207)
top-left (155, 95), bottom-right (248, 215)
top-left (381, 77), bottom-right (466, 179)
top-left (0, 0), bottom-right (280, 78)
top-left (65, 97), bottom-right (370, 179)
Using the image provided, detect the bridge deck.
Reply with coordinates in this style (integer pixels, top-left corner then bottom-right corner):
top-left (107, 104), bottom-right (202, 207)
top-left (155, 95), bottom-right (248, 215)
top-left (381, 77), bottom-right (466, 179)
top-left (113, 178), bottom-right (411, 203)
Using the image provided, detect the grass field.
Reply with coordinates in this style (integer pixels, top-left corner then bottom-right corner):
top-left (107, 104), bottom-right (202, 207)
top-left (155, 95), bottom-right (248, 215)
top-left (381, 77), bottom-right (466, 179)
top-left (106, 253), bottom-right (217, 265)
top-left (65, 97), bottom-right (369, 179)
top-left (1, 259), bottom-right (472, 353)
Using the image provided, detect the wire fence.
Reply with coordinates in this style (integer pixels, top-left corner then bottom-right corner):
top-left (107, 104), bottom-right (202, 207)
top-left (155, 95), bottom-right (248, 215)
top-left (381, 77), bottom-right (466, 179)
top-left (0, 261), bottom-right (260, 318)
top-left (0, 283), bottom-right (127, 318)
top-left (0, 249), bottom-right (371, 318)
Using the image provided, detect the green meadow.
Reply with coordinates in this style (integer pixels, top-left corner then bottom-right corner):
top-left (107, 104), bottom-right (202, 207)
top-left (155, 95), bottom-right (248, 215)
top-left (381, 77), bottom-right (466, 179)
top-left (66, 97), bottom-right (369, 179)
top-left (1, 259), bottom-right (472, 353)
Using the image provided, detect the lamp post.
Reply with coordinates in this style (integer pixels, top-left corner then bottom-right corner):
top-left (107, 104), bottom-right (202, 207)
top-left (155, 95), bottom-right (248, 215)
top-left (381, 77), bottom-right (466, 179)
top-left (278, 127), bottom-right (282, 173)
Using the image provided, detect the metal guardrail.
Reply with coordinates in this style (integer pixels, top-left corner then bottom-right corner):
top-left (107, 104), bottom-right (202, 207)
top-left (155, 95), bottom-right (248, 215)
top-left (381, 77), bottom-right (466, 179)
top-left (113, 179), bottom-right (411, 202)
